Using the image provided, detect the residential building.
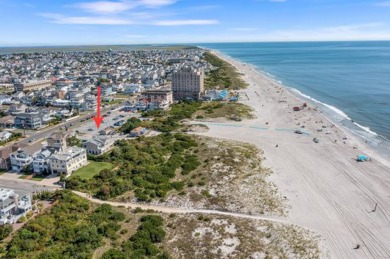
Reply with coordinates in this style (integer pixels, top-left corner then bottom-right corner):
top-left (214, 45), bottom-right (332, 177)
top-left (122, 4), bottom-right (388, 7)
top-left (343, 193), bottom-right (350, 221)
top-left (0, 143), bottom-right (28, 171)
top-left (172, 66), bottom-right (204, 100)
top-left (99, 127), bottom-right (115, 135)
top-left (47, 132), bottom-right (67, 151)
top-left (49, 147), bottom-right (87, 175)
top-left (10, 143), bottom-right (43, 172)
top-left (123, 84), bottom-right (143, 94)
top-left (130, 127), bottom-right (146, 137)
top-left (101, 85), bottom-right (113, 96)
top-left (0, 188), bottom-right (32, 225)
top-left (14, 112), bottom-right (42, 129)
top-left (0, 116), bottom-right (14, 128)
top-left (138, 89), bottom-right (173, 110)
top-left (82, 138), bottom-right (113, 155)
top-left (0, 95), bottom-right (11, 104)
top-left (32, 149), bottom-right (53, 174)
top-left (0, 131), bottom-right (12, 142)
top-left (13, 80), bottom-right (52, 92)
top-left (9, 104), bottom-right (26, 114)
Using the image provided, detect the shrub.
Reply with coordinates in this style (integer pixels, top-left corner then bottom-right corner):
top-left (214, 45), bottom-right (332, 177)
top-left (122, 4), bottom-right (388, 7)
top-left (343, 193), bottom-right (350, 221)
top-left (0, 224), bottom-right (12, 240)
top-left (17, 216), bottom-right (27, 223)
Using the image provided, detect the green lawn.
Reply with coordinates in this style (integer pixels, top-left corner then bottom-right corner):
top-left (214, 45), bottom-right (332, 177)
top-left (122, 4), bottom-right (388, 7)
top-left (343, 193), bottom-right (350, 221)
top-left (72, 161), bottom-right (114, 180)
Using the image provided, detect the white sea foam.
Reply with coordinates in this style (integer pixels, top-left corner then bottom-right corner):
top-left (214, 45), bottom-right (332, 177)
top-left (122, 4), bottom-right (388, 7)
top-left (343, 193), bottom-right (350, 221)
top-left (353, 122), bottom-right (378, 136)
top-left (289, 88), bottom-right (352, 121)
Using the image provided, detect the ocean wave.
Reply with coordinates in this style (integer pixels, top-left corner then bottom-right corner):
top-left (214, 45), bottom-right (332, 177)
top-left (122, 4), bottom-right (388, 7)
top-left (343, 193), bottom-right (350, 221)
top-left (353, 122), bottom-right (378, 136)
top-left (288, 87), bottom-right (382, 137)
top-left (289, 88), bottom-right (353, 120)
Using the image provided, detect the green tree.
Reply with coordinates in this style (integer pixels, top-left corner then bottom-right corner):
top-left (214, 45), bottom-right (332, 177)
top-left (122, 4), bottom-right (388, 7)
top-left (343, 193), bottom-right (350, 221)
top-left (0, 224), bottom-right (12, 240)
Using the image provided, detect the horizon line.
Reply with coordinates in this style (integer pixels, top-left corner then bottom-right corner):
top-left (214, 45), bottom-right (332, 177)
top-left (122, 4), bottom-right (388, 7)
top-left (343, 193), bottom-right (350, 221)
top-left (2, 39), bottom-right (390, 48)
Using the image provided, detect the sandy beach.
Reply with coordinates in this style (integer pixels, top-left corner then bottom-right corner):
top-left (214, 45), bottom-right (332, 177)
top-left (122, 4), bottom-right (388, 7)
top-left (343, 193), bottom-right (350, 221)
top-left (197, 51), bottom-right (390, 258)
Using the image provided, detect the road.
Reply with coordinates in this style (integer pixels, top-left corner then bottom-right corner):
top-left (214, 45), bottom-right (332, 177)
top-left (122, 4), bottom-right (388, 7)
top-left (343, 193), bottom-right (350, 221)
top-left (0, 178), bottom-right (58, 193)
top-left (16, 103), bottom-right (124, 144)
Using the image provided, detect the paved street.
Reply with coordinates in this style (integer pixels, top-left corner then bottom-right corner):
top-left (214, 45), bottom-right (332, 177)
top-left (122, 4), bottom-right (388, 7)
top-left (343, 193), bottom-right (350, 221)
top-left (0, 178), bottom-right (58, 193)
top-left (14, 103), bottom-right (126, 145)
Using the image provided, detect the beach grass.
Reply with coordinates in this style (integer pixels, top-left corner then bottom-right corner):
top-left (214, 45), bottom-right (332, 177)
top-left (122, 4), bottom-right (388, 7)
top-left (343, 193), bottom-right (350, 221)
top-left (203, 52), bottom-right (248, 90)
top-left (195, 102), bottom-right (254, 121)
top-left (163, 213), bottom-right (321, 259)
top-left (72, 161), bottom-right (114, 180)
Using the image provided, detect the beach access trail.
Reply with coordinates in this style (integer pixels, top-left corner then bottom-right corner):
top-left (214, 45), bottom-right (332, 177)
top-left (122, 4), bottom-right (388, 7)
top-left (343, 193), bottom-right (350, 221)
top-left (72, 191), bottom-right (287, 224)
top-left (195, 51), bottom-right (390, 259)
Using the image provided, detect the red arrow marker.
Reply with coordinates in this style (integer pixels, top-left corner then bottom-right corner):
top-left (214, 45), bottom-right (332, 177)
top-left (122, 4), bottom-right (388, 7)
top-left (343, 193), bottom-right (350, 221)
top-left (93, 86), bottom-right (103, 129)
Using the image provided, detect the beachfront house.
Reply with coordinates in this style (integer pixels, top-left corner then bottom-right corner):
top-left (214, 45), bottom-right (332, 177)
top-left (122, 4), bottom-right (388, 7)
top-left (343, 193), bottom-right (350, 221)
top-left (0, 188), bottom-right (32, 225)
top-left (49, 147), bottom-right (87, 176)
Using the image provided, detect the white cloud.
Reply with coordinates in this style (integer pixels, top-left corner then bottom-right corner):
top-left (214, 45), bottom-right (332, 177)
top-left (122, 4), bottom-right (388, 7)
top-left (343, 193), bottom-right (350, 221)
top-left (231, 27), bottom-right (258, 31)
top-left (154, 19), bottom-right (219, 26)
top-left (140, 0), bottom-right (177, 8)
top-left (376, 1), bottom-right (390, 7)
top-left (269, 0), bottom-right (286, 2)
top-left (41, 0), bottom-right (219, 27)
top-left (70, 0), bottom-right (177, 14)
top-left (72, 1), bottom-right (136, 14)
top-left (40, 13), bottom-right (219, 26)
top-left (40, 13), bottom-right (133, 24)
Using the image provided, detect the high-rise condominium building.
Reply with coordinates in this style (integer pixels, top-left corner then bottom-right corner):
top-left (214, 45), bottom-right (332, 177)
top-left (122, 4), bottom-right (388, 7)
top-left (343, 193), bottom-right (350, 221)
top-left (172, 66), bottom-right (204, 100)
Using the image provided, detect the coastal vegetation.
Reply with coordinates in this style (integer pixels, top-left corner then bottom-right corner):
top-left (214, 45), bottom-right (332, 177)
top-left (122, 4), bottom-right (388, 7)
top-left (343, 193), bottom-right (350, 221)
top-left (65, 134), bottom-right (201, 201)
top-left (0, 191), bottom-right (126, 258)
top-left (194, 102), bottom-right (254, 121)
top-left (0, 191), bottom-right (170, 259)
top-left (139, 101), bottom-right (201, 132)
top-left (135, 100), bottom-right (253, 133)
top-left (66, 136), bottom-right (82, 147)
top-left (203, 52), bottom-right (248, 90)
top-left (101, 215), bottom-right (168, 258)
top-left (158, 136), bottom-right (287, 216)
top-left (0, 225), bottom-right (12, 241)
top-left (0, 132), bottom-right (23, 146)
top-left (164, 213), bottom-right (321, 259)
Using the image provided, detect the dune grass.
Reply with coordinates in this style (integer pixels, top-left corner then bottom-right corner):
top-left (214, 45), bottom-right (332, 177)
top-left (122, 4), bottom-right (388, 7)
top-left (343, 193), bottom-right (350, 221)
top-left (203, 52), bottom-right (248, 90)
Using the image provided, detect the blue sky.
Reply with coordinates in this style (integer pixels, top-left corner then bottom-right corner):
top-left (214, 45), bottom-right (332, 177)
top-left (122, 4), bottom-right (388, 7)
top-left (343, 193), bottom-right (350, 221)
top-left (1, 0), bottom-right (390, 46)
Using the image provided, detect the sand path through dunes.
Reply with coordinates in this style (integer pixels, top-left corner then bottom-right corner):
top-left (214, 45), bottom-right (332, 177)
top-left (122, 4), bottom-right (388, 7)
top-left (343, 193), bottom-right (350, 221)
top-left (194, 52), bottom-right (390, 259)
top-left (72, 191), bottom-right (288, 224)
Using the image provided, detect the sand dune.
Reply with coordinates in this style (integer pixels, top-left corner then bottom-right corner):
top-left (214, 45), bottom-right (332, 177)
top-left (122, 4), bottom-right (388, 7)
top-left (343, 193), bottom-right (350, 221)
top-left (197, 51), bottom-right (390, 259)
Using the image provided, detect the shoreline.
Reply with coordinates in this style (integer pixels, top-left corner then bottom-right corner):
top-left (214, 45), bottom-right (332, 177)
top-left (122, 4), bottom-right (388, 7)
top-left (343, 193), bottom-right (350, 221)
top-left (198, 49), bottom-right (390, 258)
top-left (208, 49), bottom-right (390, 164)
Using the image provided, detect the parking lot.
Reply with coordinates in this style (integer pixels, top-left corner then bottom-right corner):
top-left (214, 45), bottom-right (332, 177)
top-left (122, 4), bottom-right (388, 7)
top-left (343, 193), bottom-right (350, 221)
top-left (74, 106), bottom-right (140, 139)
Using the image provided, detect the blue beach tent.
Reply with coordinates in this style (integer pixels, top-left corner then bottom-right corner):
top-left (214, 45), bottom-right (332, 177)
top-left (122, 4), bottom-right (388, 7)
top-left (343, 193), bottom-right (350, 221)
top-left (356, 155), bottom-right (369, 162)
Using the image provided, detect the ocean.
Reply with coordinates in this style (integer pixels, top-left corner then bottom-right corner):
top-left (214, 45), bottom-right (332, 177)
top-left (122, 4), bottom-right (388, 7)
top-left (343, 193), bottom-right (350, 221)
top-left (200, 42), bottom-right (390, 157)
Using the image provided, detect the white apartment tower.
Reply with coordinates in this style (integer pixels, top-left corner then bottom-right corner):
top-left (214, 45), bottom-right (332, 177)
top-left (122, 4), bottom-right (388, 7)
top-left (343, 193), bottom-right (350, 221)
top-left (172, 66), bottom-right (204, 100)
